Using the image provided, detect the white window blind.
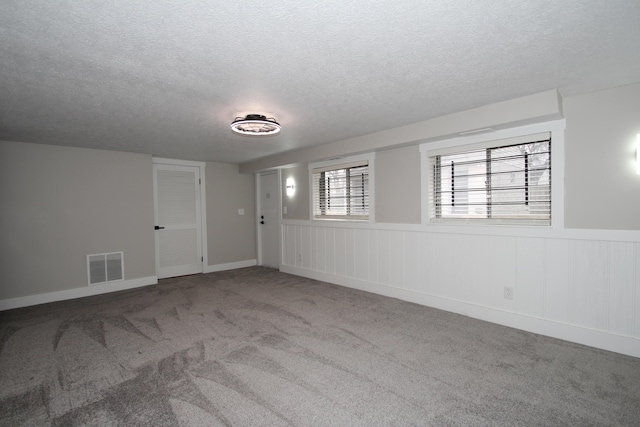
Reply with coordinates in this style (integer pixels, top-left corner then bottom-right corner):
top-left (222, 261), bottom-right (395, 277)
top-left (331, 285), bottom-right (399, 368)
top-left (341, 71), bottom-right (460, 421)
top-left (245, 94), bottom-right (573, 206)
top-left (312, 160), bottom-right (369, 220)
top-left (429, 133), bottom-right (551, 225)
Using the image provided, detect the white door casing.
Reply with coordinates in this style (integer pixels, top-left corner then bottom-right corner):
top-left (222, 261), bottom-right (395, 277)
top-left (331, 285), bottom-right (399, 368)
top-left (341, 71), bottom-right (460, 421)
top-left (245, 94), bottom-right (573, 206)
top-left (258, 172), bottom-right (280, 268)
top-left (153, 162), bottom-right (204, 279)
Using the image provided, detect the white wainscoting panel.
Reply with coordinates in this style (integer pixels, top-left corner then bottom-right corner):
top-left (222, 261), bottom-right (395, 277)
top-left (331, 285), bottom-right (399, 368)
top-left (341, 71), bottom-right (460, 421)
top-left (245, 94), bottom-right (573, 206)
top-left (300, 225), bottom-right (312, 270)
top-left (354, 229), bottom-right (369, 282)
top-left (404, 231), bottom-right (421, 293)
top-left (377, 230), bottom-right (391, 286)
top-left (635, 245), bottom-right (640, 338)
top-left (281, 221), bottom-right (640, 358)
top-left (334, 228), bottom-right (347, 277)
top-left (369, 230), bottom-right (379, 284)
top-left (515, 238), bottom-right (545, 318)
top-left (388, 231), bottom-right (404, 291)
top-left (345, 228), bottom-right (355, 278)
top-left (315, 227), bottom-right (326, 273)
top-left (570, 240), bottom-right (610, 331)
top-left (283, 224), bottom-right (295, 266)
top-left (544, 239), bottom-right (570, 324)
top-left (325, 227), bottom-right (336, 275)
top-left (608, 242), bottom-right (635, 337)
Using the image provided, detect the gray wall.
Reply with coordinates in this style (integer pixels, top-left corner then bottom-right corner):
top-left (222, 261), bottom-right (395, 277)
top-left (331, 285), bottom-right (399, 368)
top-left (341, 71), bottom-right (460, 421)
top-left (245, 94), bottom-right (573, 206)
top-left (564, 83), bottom-right (640, 230)
top-left (272, 84), bottom-right (640, 231)
top-left (3, 83), bottom-right (637, 303)
top-left (241, 90), bottom-right (562, 173)
top-left (0, 142), bottom-right (259, 303)
top-left (375, 146), bottom-right (421, 224)
top-left (280, 146), bottom-right (422, 224)
top-left (281, 165), bottom-right (310, 221)
top-left (206, 162), bottom-right (257, 264)
top-left (0, 141), bottom-right (156, 300)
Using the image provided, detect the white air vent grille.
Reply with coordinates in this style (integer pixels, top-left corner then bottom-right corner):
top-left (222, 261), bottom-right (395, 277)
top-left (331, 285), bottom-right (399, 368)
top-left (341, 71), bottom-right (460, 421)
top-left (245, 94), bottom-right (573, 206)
top-left (87, 252), bottom-right (124, 285)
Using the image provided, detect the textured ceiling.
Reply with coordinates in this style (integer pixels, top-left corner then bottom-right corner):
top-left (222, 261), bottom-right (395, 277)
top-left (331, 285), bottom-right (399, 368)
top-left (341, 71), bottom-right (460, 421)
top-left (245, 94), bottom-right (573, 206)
top-left (1, 0), bottom-right (640, 164)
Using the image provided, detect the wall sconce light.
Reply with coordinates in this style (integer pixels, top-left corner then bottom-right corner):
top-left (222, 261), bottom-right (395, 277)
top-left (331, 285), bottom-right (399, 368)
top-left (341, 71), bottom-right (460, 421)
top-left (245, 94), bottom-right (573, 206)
top-left (286, 178), bottom-right (295, 196)
top-left (636, 134), bottom-right (640, 175)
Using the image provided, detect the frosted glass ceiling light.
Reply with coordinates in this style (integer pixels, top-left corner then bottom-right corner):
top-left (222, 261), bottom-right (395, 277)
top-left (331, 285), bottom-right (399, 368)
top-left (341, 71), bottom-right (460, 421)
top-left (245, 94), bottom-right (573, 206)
top-left (230, 114), bottom-right (281, 136)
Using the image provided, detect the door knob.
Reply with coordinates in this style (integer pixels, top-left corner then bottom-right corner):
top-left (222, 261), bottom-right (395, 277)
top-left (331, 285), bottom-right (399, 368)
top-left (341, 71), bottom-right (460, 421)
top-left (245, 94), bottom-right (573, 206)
top-left (260, 221), bottom-right (265, 224)
top-left (154, 225), bottom-right (165, 230)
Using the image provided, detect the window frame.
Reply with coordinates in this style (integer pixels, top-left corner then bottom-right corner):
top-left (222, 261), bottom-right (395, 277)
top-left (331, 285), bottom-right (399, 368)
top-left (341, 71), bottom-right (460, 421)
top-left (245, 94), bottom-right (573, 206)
top-left (420, 120), bottom-right (565, 229)
top-left (309, 153), bottom-right (375, 222)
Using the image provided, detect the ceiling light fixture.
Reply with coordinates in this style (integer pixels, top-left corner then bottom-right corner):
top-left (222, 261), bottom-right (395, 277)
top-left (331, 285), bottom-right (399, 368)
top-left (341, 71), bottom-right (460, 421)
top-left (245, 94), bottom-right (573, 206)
top-left (230, 114), bottom-right (281, 136)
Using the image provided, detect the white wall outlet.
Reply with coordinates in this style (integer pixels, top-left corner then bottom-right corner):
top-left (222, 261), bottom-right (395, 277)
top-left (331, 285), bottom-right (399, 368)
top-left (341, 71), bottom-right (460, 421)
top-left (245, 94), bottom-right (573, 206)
top-left (283, 206), bottom-right (287, 214)
top-left (297, 253), bottom-right (302, 263)
top-left (504, 286), bottom-right (514, 300)
top-left (238, 208), bottom-right (245, 215)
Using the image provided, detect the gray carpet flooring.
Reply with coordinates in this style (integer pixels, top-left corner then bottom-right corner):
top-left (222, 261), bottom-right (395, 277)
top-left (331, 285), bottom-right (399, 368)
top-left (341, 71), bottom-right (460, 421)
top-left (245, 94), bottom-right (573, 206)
top-left (1, 266), bottom-right (639, 426)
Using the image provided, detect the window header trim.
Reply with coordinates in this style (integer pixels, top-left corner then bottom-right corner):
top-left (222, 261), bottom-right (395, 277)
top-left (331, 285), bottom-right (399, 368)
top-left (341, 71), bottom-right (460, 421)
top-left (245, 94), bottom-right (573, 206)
top-left (309, 152), bottom-right (375, 172)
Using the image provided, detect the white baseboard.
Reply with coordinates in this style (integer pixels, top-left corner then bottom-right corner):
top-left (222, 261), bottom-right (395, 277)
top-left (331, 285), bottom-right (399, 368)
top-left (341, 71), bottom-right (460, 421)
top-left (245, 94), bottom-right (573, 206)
top-left (204, 259), bottom-right (257, 273)
top-left (281, 265), bottom-right (640, 359)
top-left (0, 276), bottom-right (158, 311)
top-left (2, 260), bottom-right (259, 311)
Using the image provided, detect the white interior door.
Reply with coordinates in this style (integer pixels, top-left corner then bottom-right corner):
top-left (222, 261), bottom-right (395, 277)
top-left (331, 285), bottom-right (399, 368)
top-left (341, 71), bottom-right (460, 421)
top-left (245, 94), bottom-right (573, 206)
top-left (154, 163), bottom-right (202, 279)
top-left (259, 172), bottom-right (280, 268)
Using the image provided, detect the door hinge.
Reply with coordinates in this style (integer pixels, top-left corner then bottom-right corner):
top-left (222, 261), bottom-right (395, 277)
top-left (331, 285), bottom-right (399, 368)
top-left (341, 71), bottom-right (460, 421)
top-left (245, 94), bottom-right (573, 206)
top-left (201, 256), bottom-right (203, 262)
top-left (199, 178), bottom-right (201, 185)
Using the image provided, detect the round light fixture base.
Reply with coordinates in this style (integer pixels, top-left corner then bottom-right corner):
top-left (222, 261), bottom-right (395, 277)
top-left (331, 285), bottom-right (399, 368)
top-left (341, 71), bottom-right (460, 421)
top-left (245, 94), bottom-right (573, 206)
top-left (230, 114), bottom-right (281, 136)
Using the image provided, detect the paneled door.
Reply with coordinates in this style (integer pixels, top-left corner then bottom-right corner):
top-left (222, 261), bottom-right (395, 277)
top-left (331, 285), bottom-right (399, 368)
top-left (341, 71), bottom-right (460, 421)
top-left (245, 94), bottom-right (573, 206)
top-left (259, 172), bottom-right (280, 268)
top-left (153, 163), bottom-right (203, 279)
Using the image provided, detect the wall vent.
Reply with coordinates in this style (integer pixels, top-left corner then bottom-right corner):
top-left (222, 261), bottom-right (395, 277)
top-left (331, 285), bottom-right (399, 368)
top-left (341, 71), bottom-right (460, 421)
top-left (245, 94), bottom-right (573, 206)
top-left (87, 252), bottom-right (124, 285)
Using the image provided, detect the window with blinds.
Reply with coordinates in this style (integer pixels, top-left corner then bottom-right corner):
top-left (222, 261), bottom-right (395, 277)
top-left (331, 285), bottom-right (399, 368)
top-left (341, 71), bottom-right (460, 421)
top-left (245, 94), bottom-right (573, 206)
top-left (312, 159), bottom-right (370, 220)
top-left (429, 133), bottom-right (551, 225)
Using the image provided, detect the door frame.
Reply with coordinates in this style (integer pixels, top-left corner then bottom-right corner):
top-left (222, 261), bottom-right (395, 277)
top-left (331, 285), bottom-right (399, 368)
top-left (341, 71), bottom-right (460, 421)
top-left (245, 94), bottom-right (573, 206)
top-left (152, 157), bottom-right (208, 276)
top-left (256, 170), bottom-right (281, 268)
